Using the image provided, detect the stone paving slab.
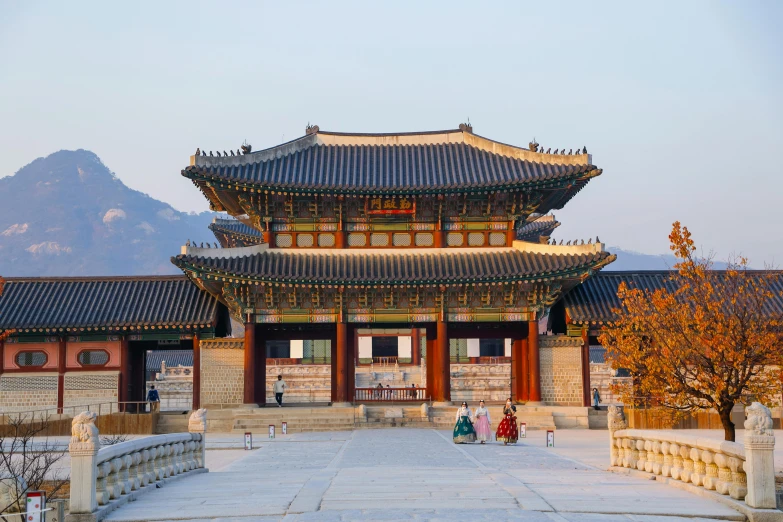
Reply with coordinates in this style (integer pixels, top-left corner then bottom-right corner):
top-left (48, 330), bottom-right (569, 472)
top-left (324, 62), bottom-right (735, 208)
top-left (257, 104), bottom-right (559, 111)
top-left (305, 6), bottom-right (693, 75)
top-left (103, 429), bottom-right (747, 522)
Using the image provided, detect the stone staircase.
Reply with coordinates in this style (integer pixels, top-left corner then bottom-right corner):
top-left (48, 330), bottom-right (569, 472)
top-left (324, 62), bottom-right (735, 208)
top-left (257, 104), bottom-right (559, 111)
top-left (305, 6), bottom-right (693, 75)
top-left (154, 411), bottom-right (190, 434)
top-left (427, 405), bottom-right (556, 430)
top-left (354, 366), bottom-right (423, 389)
top-left (355, 405), bottom-right (432, 428)
top-left (230, 407), bottom-right (356, 434)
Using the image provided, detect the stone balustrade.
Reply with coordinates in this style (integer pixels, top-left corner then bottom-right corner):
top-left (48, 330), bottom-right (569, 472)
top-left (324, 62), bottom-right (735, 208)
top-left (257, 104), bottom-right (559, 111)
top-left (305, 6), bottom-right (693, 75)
top-left (608, 403), bottom-right (778, 512)
top-left (67, 409), bottom-right (208, 522)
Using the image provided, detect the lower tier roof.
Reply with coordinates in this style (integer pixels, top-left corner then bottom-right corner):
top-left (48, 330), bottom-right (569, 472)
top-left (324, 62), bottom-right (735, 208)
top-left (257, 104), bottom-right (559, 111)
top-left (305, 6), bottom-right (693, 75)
top-left (0, 276), bottom-right (229, 334)
top-left (172, 244), bottom-right (615, 286)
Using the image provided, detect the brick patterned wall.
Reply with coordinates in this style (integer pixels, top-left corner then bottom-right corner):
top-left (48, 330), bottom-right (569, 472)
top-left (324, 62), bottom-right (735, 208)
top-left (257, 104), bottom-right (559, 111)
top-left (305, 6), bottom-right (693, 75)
top-left (451, 363), bottom-right (511, 402)
top-left (201, 339), bottom-right (244, 406)
top-left (0, 374), bottom-right (58, 412)
top-left (539, 336), bottom-right (584, 406)
top-left (63, 372), bottom-right (119, 408)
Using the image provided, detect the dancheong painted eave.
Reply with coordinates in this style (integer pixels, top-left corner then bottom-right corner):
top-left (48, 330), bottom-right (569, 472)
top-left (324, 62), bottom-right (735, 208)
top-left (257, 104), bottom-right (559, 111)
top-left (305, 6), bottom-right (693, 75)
top-left (182, 126), bottom-right (601, 199)
top-left (171, 242), bottom-right (616, 288)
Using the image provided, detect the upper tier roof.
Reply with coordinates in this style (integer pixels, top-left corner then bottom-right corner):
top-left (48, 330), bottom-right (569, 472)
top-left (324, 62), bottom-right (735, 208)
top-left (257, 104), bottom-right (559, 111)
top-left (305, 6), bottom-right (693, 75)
top-left (563, 271), bottom-right (783, 325)
top-left (517, 215), bottom-right (561, 242)
top-left (209, 217), bottom-right (263, 247)
top-left (0, 275), bottom-right (228, 333)
top-left (172, 242), bottom-right (615, 286)
top-left (184, 127), bottom-right (600, 197)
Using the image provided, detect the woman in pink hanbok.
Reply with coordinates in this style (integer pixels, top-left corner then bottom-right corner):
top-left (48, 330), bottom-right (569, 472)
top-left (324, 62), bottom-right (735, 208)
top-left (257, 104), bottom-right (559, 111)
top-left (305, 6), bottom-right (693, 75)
top-left (473, 400), bottom-right (492, 444)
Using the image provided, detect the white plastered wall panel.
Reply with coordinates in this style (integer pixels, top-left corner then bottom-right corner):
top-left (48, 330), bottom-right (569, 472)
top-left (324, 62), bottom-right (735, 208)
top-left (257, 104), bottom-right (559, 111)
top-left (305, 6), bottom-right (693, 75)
top-left (467, 338), bottom-right (481, 357)
top-left (358, 336), bottom-right (373, 359)
top-left (290, 340), bottom-right (304, 359)
top-left (398, 336), bottom-right (412, 358)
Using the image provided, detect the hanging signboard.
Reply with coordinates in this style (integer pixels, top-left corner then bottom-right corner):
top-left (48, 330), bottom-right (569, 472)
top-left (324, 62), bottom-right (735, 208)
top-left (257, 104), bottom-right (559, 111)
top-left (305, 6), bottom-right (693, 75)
top-left (367, 196), bottom-right (415, 215)
top-left (282, 421), bottom-right (288, 435)
top-left (26, 491), bottom-right (46, 522)
top-left (546, 430), bottom-right (555, 447)
top-left (519, 422), bottom-right (527, 438)
top-left (269, 424), bottom-right (275, 439)
top-left (244, 432), bottom-right (252, 450)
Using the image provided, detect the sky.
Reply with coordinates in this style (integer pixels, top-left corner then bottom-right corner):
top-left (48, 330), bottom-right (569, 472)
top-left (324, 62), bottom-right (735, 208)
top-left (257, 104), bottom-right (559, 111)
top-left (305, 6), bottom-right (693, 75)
top-left (1, 1), bottom-right (782, 264)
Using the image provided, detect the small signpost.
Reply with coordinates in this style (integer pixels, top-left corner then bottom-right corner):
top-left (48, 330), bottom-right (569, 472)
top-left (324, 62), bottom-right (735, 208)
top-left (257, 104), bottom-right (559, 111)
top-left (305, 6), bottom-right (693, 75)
top-left (519, 422), bottom-right (527, 438)
top-left (269, 424), bottom-right (275, 439)
top-left (244, 432), bottom-right (253, 450)
top-left (26, 491), bottom-right (45, 522)
top-left (546, 430), bottom-right (555, 447)
top-left (282, 421), bottom-right (287, 435)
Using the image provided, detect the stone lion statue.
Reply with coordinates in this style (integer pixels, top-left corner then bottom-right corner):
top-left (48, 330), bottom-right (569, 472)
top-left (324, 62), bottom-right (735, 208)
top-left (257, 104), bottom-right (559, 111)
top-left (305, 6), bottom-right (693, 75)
top-left (0, 476), bottom-right (27, 514)
top-left (607, 405), bottom-right (628, 431)
top-left (744, 402), bottom-right (773, 437)
top-left (71, 411), bottom-right (99, 444)
top-left (188, 408), bottom-right (207, 431)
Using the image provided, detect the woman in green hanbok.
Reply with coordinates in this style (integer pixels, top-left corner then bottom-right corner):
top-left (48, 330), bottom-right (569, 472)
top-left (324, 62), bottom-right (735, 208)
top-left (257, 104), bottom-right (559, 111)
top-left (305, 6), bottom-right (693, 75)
top-left (453, 402), bottom-right (477, 443)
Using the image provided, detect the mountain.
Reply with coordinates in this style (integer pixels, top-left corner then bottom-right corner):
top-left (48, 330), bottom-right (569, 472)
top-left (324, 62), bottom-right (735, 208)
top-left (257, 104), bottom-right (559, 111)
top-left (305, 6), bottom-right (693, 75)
top-left (0, 149), bottom-right (718, 277)
top-left (0, 150), bottom-right (215, 276)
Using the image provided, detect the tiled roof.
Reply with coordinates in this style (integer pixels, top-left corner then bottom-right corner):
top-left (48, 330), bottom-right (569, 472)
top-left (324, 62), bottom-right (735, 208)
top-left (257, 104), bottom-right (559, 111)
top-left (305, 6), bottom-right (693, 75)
top-left (564, 271), bottom-right (783, 325)
top-left (146, 350), bottom-right (193, 371)
top-left (209, 218), bottom-right (263, 247)
top-left (0, 276), bottom-right (224, 332)
top-left (173, 248), bottom-right (614, 286)
top-left (517, 216), bottom-right (561, 242)
top-left (184, 130), bottom-right (599, 195)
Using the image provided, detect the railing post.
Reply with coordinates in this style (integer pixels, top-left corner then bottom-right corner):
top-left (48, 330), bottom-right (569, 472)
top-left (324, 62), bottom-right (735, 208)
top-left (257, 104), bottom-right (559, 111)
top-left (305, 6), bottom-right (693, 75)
top-left (743, 402), bottom-right (776, 508)
top-left (68, 411), bottom-right (100, 515)
top-left (188, 408), bottom-right (208, 469)
top-left (607, 405), bottom-right (627, 467)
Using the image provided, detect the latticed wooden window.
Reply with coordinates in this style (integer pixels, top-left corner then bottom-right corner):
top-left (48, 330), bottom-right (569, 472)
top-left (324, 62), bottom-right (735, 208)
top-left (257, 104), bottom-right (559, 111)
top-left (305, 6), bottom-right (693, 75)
top-left (276, 234), bottom-right (293, 248)
top-left (77, 350), bottom-right (109, 366)
top-left (392, 233), bottom-right (411, 247)
top-left (370, 233), bottom-right (389, 247)
top-left (468, 232), bottom-right (485, 247)
top-left (447, 233), bottom-right (463, 247)
top-left (348, 233), bottom-right (366, 247)
top-left (489, 232), bottom-right (506, 246)
top-left (16, 351), bottom-right (47, 367)
top-left (302, 340), bottom-right (331, 364)
top-left (414, 233), bottom-right (433, 247)
top-left (296, 234), bottom-right (314, 247)
top-left (449, 339), bottom-right (468, 362)
top-left (318, 233), bottom-right (335, 247)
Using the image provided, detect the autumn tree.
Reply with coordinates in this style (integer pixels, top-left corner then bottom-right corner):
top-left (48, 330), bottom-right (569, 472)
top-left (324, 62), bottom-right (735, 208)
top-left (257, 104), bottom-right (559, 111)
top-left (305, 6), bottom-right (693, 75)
top-left (600, 222), bottom-right (783, 441)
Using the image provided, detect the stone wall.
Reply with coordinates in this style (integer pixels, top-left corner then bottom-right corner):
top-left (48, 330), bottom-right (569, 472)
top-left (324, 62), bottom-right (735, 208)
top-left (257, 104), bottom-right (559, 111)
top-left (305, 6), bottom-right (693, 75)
top-left (201, 339), bottom-right (244, 406)
top-left (451, 364), bottom-right (511, 402)
top-left (266, 364), bottom-right (331, 403)
top-left (63, 372), bottom-right (119, 408)
top-left (539, 335), bottom-right (584, 406)
top-left (0, 374), bottom-right (58, 412)
top-left (589, 363), bottom-right (630, 405)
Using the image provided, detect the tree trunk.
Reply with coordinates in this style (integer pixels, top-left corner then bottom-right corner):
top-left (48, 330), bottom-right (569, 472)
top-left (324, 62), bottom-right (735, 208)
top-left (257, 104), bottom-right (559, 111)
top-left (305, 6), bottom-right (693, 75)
top-left (719, 404), bottom-right (735, 442)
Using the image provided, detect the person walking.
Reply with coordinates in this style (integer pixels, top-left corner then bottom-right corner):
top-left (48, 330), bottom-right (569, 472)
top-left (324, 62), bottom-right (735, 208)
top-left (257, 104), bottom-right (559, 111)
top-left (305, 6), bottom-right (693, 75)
top-left (473, 400), bottom-right (492, 444)
top-left (273, 374), bottom-right (287, 407)
top-left (592, 387), bottom-right (601, 410)
top-left (146, 384), bottom-right (160, 413)
top-left (495, 398), bottom-right (518, 445)
top-left (453, 402), bottom-right (477, 444)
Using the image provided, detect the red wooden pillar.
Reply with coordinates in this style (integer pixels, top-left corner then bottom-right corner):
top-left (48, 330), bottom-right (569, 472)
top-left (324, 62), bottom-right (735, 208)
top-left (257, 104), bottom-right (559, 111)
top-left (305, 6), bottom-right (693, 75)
top-left (334, 319), bottom-right (349, 403)
top-left (527, 319), bottom-right (542, 403)
top-left (425, 337), bottom-right (435, 398)
top-left (57, 336), bottom-right (66, 414)
top-left (243, 319), bottom-right (256, 404)
top-left (581, 328), bottom-right (591, 407)
top-left (520, 336), bottom-right (529, 401)
top-left (119, 336), bottom-right (130, 406)
top-left (506, 219), bottom-right (516, 246)
top-left (192, 335), bottom-right (201, 410)
top-left (511, 338), bottom-right (524, 403)
top-left (432, 317), bottom-right (450, 402)
top-left (254, 327), bottom-right (266, 405)
top-left (411, 328), bottom-right (420, 366)
top-left (263, 221), bottom-right (274, 247)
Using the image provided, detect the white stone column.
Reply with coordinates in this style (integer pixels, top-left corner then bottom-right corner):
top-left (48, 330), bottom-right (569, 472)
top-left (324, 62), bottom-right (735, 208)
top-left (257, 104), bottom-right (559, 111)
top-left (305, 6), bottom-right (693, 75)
top-left (68, 412), bottom-right (101, 515)
top-left (607, 405), bottom-right (627, 467)
top-left (743, 402), bottom-right (777, 509)
top-left (188, 408), bottom-right (208, 469)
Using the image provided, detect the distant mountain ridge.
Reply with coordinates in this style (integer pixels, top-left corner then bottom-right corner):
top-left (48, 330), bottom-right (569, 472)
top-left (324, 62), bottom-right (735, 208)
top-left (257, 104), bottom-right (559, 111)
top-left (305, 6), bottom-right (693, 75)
top-left (0, 150), bottom-right (705, 277)
top-left (0, 150), bottom-right (215, 276)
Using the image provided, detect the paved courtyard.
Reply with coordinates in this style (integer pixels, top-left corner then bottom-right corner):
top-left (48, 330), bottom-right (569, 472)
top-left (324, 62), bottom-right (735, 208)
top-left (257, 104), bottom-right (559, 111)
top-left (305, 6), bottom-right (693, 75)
top-left (105, 429), bottom-right (744, 522)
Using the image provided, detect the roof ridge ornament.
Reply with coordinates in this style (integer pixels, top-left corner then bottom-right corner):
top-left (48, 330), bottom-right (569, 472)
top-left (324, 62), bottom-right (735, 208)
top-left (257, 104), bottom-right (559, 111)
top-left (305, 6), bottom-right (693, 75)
top-left (241, 141), bottom-right (252, 155)
top-left (458, 121), bottom-right (473, 133)
top-left (305, 123), bottom-right (320, 135)
top-left (529, 138), bottom-right (539, 153)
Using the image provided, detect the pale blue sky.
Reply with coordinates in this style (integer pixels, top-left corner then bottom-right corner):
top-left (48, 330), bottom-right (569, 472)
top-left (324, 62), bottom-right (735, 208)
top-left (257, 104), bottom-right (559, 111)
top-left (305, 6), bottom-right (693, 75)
top-left (1, 1), bottom-right (781, 263)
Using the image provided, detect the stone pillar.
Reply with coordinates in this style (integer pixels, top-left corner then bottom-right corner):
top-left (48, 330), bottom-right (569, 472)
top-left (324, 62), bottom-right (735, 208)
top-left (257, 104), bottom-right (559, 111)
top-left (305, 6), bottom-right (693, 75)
top-left (432, 317), bottom-right (450, 403)
top-left (743, 402), bottom-right (776, 508)
top-left (188, 409), bottom-right (207, 469)
top-left (192, 335), bottom-right (201, 411)
top-left (527, 319), bottom-right (542, 404)
top-left (581, 328), bottom-right (591, 407)
top-left (119, 336), bottom-right (130, 405)
top-left (511, 338), bottom-right (524, 403)
top-left (57, 336), bottom-right (66, 414)
top-left (68, 412), bottom-right (100, 515)
top-left (243, 319), bottom-right (256, 405)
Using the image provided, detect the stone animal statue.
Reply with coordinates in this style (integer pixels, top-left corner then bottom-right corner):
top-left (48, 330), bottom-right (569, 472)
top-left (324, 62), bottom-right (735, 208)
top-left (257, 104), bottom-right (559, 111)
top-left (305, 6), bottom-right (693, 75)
top-left (744, 402), bottom-right (773, 436)
top-left (607, 405), bottom-right (628, 431)
top-left (0, 476), bottom-right (28, 514)
top-left (71, 411), bottom-right (99, 444)
top-left (188, 408), bottom-right (208, 432)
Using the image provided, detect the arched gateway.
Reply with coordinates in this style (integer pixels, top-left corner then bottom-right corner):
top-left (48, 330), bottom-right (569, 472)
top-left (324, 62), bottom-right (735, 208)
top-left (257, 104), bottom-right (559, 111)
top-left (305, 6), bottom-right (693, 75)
top-left (173, 125), bottom-right (615, 407)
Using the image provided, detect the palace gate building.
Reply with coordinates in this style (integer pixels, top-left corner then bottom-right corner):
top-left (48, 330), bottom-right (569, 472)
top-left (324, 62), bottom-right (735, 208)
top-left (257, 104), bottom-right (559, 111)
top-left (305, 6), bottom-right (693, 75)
top-left (0, 124), bottom-right (618, 415)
